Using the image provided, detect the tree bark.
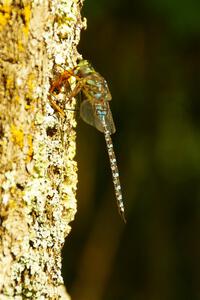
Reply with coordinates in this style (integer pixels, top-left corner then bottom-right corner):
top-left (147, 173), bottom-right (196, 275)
top-left (0, 0), bottom-right (85, 298)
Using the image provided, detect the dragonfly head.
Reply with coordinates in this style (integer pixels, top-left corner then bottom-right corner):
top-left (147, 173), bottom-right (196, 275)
top-left (75, 60), bottom-right (94, 77)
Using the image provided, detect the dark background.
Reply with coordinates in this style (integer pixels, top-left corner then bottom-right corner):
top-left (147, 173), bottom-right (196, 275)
top-left (63, 1), bottom-right (200, 299)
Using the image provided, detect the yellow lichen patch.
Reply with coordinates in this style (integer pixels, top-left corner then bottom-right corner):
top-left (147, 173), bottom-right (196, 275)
top-left (22, 4), bottom-right (31, 37)
top-left (14, 95), bottom-right (20, 103)
top-left (23, 5), bottom-right (31, 25)
top-left (18, 40), bottom-right (25, 52)
top-left (10, 125), bottom-right (24, 149)
top-left (10, 189), bottom-right (21, 205)
top-left (25, 103), bottom-right (35, 112)
top-left (6, 74), bottom-right (14, 90)
top-left (0, 3), bottom-right (31, 35)
top-left (26, 72), bottom-right (36, 99)
top-left (0, 11), bottom-right (9, 27)
top-left (1, 191), bottom-right (18, 218)
top-left (0, 3), bottom-right (11, 29)
top-left (25, 104), bottom-right (31, 109)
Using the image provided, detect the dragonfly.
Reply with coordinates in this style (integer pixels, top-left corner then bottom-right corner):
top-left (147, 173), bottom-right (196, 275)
top-left (49, 60), bottom-right (126, 222)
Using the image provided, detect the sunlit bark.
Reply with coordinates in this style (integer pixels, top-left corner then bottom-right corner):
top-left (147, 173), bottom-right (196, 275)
top-left (0, 0), bottom-right (85, 298)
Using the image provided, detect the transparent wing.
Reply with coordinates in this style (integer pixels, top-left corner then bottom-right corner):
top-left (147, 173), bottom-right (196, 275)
top-left (80, 100), bottom-right (116, 134)
top-left (80, 99), bottom-right (97, 128)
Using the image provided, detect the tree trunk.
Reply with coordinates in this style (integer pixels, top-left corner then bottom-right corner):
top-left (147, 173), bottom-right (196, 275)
top-left (0, 0), bottom-right (85, 298)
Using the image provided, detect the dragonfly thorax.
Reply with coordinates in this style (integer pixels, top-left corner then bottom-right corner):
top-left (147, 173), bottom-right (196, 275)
top-left (75, 60), bottom-right (112, 102)
top-left (75, 60), bottom-right (94, 77)
top-left (81, 74), bottom-right (112, 103)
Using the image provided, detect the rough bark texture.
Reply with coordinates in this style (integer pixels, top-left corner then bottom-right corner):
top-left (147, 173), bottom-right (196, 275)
top-left (0, 0), bottom-right (85, 299)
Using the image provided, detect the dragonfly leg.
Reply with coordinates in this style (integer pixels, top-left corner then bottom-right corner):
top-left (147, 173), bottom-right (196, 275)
top-left (66, 78), bottom-right (86, 101)
top-left (48, 94), bottom-right (65, 117)
top-left (48, 79), bottom-right (86, 116)
top-left (49, 70), bottom-right (73, 94)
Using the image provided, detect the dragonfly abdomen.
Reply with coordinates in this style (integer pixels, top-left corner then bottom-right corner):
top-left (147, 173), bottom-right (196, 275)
top-left (102, 120), bottom-right (126, 223)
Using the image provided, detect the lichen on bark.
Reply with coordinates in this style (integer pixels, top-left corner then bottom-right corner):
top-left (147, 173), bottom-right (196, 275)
top-left (0, 0), bottom-right (85, 299)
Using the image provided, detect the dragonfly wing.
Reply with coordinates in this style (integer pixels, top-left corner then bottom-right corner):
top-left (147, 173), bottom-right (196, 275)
top-left (104, 105), bottom-right (116, 134)
top-left (80, 100), bottom-right (116, 134)
top-left (80, 100), bottom-right (97, 128)
top-left (95, 102), bottom-right (116, 134)
top-left (80, 100), bottom-right (105, 133)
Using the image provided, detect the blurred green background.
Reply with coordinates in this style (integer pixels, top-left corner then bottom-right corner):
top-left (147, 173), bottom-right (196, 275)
top-left (62, 1), bottom-right (200, 299)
